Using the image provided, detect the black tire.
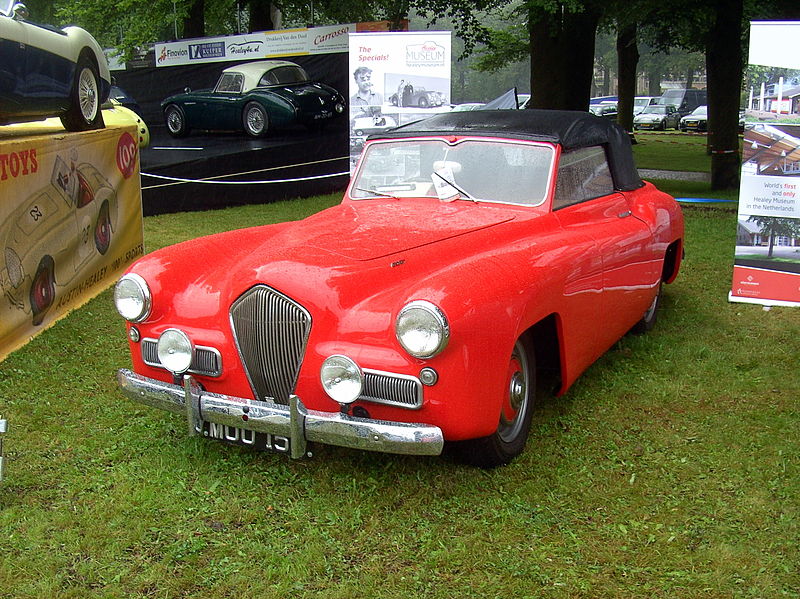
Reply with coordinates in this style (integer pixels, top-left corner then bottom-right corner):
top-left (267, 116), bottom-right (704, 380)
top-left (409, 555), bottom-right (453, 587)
top-left (453, 337), bottom-right (535, 468)
top-left (61, 55), bottom-right (104, 131)
top-left (164, 104), bottom-right (189, 138)
top-left (631, 283), bottom-right (662, 335)
top-left (418, 97), bottom-right (429, 108)
top-left (243, 102), bottom-right (268, 137)
top-left (94, 200), bottom-right (112, 255)
top-left (30, 255), bottom-right (56, 327)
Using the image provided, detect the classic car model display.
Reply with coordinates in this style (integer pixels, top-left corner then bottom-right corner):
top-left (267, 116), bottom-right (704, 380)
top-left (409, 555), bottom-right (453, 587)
top-left (389, 85), bottom-right (445, 108)
top-left (351, 113), bottom-right (397, 136)
top-left (161, 60), bottom-right (346, 138)
top-left (633, 104), bottom-right (681, 130)
top-left (0, 0), bottom-right (111, 131)
top-left (679, 105), bottom-right (708, 132)
top-left (114, 110), bottom-right (684, 468)
top-left (2, 156), bottom-right (117, 326)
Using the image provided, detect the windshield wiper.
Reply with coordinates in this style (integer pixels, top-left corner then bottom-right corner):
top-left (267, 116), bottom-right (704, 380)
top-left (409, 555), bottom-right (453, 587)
top-left (431, 171), bottom-right (476, 202)
top-left (354, 187), bottom-right (399, 199)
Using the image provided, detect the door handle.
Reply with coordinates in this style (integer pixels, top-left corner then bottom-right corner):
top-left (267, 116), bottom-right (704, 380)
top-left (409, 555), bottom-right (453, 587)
top-left (618, 210), bottom-right (632, 218)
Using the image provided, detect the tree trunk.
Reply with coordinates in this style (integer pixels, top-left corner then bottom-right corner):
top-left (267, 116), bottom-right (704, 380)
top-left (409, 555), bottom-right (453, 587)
top-left (616, 23), bottom-right (639, 132)
top-left (529, 10), bottom-right (567, 108)
top-left (182, 0), bottom-right (205, 39)
top-left (706, 0), bottom-right (743, 190)
top-left (648, 66), bottom-right (662, 96)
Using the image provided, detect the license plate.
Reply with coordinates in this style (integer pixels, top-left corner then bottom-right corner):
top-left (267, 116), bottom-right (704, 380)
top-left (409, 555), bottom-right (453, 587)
top-left (201, 421), bottom-right (291, 454)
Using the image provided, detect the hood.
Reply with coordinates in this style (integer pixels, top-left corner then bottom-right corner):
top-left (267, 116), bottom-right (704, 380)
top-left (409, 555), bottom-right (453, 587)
top-left (135, 199), bottom-right (518, 316)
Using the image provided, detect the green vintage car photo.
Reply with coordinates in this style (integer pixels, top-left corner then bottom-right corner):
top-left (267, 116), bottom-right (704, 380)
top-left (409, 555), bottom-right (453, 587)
top-left (161, 59), bottom-right (346, 138)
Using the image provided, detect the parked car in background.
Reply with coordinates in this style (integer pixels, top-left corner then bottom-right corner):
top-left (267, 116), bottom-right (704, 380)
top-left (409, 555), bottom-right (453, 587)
top-left (634, 96), bottom-right (657, 115)
top-left (0, 0), bottom-right (111, 131)
top-left (679, 105), bottom-right (708, 132)
top-left (109, 84), bottom-right (143, 117)
top-left (633, 104), bottom-right (681, 130)
top-left (589, 102), bottom-right (618, 119)
top-left (450, 102), bottom-right (485, 112)
top-left (656, 88), bottom-right (707, 117)
top-left (161, 60), bottom-right (346, 137)
top-left (114, 110), bottom-right (684, 468)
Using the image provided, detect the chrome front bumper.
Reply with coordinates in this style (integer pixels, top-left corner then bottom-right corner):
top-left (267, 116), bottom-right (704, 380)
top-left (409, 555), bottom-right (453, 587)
top-left (116, 369), bottom-right (444, 458)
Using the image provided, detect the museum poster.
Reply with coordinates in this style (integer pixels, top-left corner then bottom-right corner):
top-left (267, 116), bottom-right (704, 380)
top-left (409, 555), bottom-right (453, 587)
top-left (733, 21), bottom-right (800, 307)
top-left (0, 125), bottom-right (144, 361)
top-left (348, 31), bottom-right (452, 172)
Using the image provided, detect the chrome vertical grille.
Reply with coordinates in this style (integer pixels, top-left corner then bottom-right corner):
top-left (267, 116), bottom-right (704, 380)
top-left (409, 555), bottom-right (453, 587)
top-left (229, 285), bottom-right (312, 405)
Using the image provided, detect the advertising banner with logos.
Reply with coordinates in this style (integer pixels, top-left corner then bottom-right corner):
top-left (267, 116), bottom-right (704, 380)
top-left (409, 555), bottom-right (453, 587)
top-left (0, 125), bottom-right (144, 360)
top-left (154, 24), bottom-right (354, 67)
top-left (733, 21), bottom-right (800, 307)
top-left (347, 31), bottom-right (452, 172)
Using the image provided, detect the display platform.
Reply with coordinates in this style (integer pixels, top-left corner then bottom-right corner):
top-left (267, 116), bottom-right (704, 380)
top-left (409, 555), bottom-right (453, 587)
top-left (139, 120), bottom-right (350, 216)
top-left (0, 123), bottom-right (144, 361)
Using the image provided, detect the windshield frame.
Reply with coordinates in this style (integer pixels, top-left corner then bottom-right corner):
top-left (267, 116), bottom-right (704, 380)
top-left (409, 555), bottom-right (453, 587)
top-left (348, 136), bottom-right (557, 208)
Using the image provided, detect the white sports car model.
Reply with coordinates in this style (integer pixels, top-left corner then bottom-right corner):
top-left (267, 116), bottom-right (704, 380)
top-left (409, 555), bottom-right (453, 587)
top-left (0, 0), bottom-right (110, 130)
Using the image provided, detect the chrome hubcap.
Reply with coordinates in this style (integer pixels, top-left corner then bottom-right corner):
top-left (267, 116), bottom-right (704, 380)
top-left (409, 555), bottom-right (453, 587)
top-left (78, 68), bottom-right (98, 121)
top-left (247, 109), bottom-right (264, 133)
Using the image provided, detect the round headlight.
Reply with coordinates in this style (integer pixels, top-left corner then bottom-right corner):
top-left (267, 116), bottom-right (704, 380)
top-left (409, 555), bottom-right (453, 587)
top-left (395, 300), bottom-right (450, 359)
top-left (320, 355), bottom-right (363, 405)
top-left (157, 328), bottom-right (193, 374)
top-left (114, 273), bottom-right (151, 322)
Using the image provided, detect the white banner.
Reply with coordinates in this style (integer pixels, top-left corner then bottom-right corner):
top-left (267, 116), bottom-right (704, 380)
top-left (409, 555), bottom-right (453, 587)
top-left (347, 31), bottom-right (452, 172)
top-left (154, 24), bottom-right (355, 67)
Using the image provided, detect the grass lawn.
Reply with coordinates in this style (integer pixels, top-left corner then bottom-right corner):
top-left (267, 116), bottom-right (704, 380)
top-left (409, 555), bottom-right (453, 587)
top-left (632, 132), bottom-right (712, 172)
top-left (0, 183), bottom-right (798, 598)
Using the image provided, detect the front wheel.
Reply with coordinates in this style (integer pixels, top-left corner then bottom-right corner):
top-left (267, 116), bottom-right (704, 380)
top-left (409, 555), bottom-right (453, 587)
top-left (94, 200), bottom-right (112, 255)
top-left (30, 255), bottom-right (56, 326)
top-left (243, 102), bottom-right (268, 137)
top-left (453, 337), bottom-right (535, 468)
top-left (164, 104), bottom-right (189, 137)
top-left (61, 56), bottom-right (103, 131)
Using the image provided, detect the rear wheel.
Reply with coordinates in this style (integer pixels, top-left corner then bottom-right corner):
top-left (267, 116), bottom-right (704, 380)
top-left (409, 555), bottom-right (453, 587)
top-left (243, 102), bottom-right (268, 137)
top-left (61, 56), bottom-right (103, 131)
top-left (165, 104), bottom-right (189, 137)
top-left (30, 256), bottom-right (56, 326)
top-left (631, 283), bottom-right (662, 335)
top-left (454, 337), bottom-right (535, 468)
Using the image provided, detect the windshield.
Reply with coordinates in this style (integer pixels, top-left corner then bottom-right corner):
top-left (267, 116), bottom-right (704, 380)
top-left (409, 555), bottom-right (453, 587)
top-left (351, 138), bottom-right (555, 206)
top-left (1, 0), bottom-right (15, 16)
top-left (690, 106), bottom-right (708, 116)
top-left (641, 106), bottom-right (668, 115)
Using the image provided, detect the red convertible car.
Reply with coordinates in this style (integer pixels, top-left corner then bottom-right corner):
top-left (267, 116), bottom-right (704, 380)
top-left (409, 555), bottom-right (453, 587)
top-left (115, 110), bottom-right (684, 468)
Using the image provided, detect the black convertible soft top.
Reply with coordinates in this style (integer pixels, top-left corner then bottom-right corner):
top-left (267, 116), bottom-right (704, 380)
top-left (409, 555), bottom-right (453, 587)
top-left (371, 109), bottom-right (643, 192)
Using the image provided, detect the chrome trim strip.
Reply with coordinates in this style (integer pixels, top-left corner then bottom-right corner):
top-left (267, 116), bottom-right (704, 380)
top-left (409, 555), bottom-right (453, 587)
top-left (117, 369), bottom-right (443, 457)
top-left (141, 338), bottom-right (222, 377)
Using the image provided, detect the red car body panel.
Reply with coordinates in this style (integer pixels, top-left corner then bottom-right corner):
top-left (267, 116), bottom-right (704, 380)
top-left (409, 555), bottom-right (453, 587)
top-left (118, 110), bottom-right (684, 450)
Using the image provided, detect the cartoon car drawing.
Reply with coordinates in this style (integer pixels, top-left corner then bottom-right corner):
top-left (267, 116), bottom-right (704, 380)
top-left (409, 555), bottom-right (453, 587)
top-left (2, 155), bottom-right (117, 325)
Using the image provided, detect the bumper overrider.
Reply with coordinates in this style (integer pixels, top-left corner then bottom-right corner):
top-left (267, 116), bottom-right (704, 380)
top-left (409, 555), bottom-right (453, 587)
top-left (116, 369), bottom-right (444, 458)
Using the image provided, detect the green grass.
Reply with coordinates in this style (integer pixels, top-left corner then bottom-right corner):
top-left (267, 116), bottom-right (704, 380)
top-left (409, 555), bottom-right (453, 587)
top-left (632, 132), bottom-right (712, 172)
top-left (1, 188), bottom-right (799, 598)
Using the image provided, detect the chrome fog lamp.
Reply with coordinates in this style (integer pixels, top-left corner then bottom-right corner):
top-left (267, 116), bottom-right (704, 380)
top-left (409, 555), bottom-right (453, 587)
top-left (395, 300), bottom-right (450, 359)
top-left (157, 328), bottom-right (193, 374)
top-left (320, 355), bottom-right (363, 405)
top-left (114, 273), bottom-right (151, 322)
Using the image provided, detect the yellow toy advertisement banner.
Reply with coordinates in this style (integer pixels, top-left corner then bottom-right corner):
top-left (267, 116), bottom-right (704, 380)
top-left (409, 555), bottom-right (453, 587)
top-left (0, 125), bottom-right (144, 360)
